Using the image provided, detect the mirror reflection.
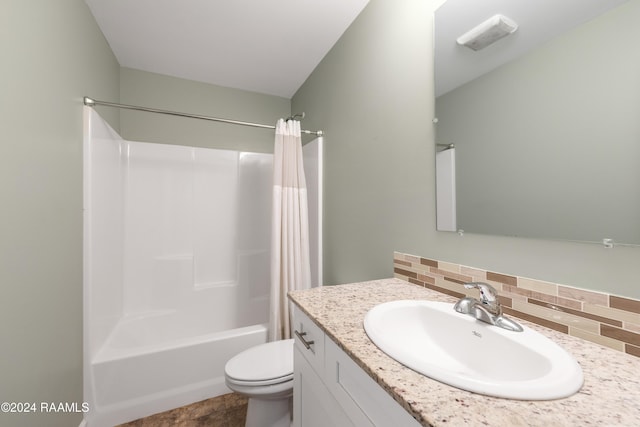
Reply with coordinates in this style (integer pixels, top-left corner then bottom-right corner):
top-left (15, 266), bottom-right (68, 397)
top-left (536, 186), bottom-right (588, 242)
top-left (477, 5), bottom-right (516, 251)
top-left (435, 0), bottom-right (640, 245)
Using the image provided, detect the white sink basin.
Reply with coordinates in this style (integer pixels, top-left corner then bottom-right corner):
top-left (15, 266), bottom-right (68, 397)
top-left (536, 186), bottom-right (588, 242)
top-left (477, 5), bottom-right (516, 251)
top-left (363, 300), bottom-right (583, 400)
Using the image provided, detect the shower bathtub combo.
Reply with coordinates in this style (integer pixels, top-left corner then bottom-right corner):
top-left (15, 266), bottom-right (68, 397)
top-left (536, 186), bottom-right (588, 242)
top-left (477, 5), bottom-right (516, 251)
top-left (83, 107), bottom-right (322, 427)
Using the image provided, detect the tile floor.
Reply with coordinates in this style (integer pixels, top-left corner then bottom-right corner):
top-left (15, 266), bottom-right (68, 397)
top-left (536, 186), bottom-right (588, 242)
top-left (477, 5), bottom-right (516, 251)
top-left (116, 393), bottom-right (247, 427)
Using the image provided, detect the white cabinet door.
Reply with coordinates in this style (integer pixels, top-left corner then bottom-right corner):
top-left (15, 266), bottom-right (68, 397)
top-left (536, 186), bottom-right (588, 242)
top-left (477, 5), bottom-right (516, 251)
top-left (324, 338), bottom-right (420, 427)
top-left (293, 346), bottom-right (354, 427)
top-left (292, 305), bottom-right (420, 427)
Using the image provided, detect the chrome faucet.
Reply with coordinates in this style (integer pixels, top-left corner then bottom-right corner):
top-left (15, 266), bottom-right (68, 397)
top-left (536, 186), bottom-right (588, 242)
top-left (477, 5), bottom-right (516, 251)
top-left (453, 282), bottom-right (523, 332)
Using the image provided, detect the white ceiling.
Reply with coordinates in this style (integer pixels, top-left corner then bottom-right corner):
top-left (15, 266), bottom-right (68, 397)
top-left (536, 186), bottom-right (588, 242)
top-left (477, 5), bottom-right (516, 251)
top-left (435, 0), bottom-right (629, 97)
top-left (85, 0), bottom-right (370, 98)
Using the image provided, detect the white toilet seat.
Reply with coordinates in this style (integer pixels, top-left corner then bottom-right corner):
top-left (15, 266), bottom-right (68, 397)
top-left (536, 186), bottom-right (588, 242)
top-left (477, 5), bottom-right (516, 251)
top-left (225, 339), bottom-right (294, 386)
top-left (226, 372), bottom-right (293, 387)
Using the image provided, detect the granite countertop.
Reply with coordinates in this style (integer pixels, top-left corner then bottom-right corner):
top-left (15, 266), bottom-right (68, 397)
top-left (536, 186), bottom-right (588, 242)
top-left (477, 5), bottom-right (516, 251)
top-left (288, 278), bottom-right (640, 427)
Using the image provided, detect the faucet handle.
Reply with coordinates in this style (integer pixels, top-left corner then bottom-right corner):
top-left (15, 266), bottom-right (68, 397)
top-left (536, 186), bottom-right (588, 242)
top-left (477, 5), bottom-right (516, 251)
top-left (463, 282), bottom-right (501, 314)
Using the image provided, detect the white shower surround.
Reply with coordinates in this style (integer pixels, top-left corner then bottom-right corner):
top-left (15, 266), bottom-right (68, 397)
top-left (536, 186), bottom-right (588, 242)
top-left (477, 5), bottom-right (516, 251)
top-left (82, 107), bottom-right (322, 426)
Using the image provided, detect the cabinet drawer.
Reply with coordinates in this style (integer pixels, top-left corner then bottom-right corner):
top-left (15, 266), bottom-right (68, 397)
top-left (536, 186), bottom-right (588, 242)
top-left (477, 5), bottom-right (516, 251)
top-left (293, 305), bottom-right (325, 376)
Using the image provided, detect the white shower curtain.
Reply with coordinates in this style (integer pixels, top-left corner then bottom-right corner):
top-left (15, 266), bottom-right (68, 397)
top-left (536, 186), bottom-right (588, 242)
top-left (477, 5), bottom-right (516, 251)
top-left (269, 119), bottom-right (312, 341)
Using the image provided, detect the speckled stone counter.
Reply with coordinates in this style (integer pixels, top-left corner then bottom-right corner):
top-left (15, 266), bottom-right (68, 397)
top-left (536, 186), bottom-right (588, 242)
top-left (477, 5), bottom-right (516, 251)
top-left (288, 279), bottom-right (640, 427)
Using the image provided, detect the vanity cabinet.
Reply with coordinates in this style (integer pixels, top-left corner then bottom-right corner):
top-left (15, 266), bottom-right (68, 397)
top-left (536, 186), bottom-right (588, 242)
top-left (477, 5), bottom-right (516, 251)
top-left (292, 305), bottom-right (421, 427)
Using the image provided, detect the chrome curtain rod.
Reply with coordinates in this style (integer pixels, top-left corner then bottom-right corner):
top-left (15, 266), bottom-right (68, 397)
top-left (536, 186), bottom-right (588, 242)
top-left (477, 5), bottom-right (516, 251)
top-left (83, 97), bottom-right (323, 136)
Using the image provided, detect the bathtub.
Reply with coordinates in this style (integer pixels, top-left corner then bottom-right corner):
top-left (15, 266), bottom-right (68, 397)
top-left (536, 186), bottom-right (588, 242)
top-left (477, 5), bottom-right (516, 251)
top-left (85, 315), bottom-right (267, 427)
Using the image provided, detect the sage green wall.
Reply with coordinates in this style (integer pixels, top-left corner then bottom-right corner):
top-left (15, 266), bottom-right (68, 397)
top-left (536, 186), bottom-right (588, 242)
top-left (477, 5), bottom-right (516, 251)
top-left (292, 0), bottom-right (434, 285)
top-left (119, 67), bottom-right (291, 153)
top-left (0, 1), bottom-right (120, 427)
top-left (292, 0), bottom-right (640, 299)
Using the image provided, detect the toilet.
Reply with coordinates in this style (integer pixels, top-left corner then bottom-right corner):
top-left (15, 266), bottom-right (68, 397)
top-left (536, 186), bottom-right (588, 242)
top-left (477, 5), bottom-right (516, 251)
top-left (224, 339), bottom-right (294, 427)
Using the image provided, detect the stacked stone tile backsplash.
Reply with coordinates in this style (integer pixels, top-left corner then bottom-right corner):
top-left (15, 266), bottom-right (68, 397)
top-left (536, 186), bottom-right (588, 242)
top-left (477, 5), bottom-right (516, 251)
top-left (394, 252), bottom-right (640, 358)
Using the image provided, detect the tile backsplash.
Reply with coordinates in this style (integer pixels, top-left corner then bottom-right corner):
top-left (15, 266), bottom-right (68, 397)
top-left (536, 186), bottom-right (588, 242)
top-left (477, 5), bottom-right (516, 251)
top-left (394, 252), bottom-right (640, 358)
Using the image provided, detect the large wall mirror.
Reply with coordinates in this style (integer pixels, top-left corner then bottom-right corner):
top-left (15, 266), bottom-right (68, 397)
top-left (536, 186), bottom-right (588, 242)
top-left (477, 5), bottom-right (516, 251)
top-left (435, 0), bottom-right (640, 245)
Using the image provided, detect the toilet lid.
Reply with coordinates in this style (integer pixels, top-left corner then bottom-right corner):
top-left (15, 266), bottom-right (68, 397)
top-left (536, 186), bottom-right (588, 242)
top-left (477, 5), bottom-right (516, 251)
top-left (225, 339), bottom-right (294, 384)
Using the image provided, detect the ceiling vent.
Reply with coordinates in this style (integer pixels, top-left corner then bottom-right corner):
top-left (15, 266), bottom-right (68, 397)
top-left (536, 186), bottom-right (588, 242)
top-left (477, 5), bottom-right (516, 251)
top-left (456, 14), bottom-right (518, 51)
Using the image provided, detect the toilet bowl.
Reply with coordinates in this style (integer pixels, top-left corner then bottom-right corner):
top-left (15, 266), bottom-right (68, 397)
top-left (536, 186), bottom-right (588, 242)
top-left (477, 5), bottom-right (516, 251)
top-left (225, 339), bottom-right (294, 427)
